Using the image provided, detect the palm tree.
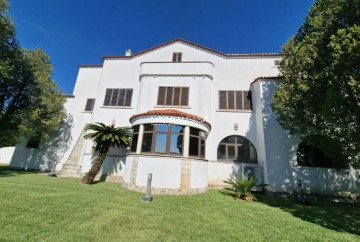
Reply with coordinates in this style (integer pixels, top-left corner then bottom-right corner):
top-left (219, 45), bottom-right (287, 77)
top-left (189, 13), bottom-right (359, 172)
top-left (81, 122), bottom-right (131, 184)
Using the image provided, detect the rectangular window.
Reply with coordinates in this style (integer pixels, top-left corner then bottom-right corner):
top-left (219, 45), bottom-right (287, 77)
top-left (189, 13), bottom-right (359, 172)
top-left (172, 52), bottom-right (182, 62)
top-left (84, 98), bottom-right (95, 111)
top-left (26, 133), bottom-right (41, 149)
top-left (103, 88), bottom-right (133, 107)
top-left (157, 87), bottom-right (189, 106)
top-left (218, 90), bottom-right (252, 111)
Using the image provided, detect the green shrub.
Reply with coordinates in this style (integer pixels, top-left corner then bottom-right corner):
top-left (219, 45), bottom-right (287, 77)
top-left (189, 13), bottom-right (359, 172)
top-left (223, 175), bottom-right (257, 201)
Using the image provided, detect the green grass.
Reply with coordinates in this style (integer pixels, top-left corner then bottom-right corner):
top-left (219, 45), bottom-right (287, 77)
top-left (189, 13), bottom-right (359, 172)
top-left (0, 164), bottom-right (359, 242)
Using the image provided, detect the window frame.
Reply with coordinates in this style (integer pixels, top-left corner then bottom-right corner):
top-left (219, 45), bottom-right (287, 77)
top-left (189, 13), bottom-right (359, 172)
top-left (84, 98), bottom-right (95, 111)
top-left (103, 88), bottom-right (133, 107)
top-left (172, 52), bottom-right (182, 62)
top-left (218, 90), bottom-right (252, 111)
top-left (217, 135), bottom-right (257, 163)
top-left (188, 127), bottom-right (206, 158)
top-left (157, 86), bottom-right (189, 106)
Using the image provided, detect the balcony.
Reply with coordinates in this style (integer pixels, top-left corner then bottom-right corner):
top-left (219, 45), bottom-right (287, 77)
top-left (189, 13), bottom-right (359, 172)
top-left (140, 61), bottom-right (214, 80)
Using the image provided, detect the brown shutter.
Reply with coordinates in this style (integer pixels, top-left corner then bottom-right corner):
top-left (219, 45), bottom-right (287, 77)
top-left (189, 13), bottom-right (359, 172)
top-left (173, 87), bottom-right (181, 105)
top-left (103, 89), bottom-right (112, 106)
top-left (84, 98), bottom-right (95, 111)
top-left (124, 89), bottom-right (133, 106)
top-left (111, 89), bottom-right (119, 106)
top-left (235, 91), bottom-right (243, 110)
top-left (244, 91), bottom-right (252, 110)
top-left (178, 53), bottom-right (182, 62)
top-left (165, 87), bottom-right (173, 105)
top-left (228, 91), bottom-right (235, 109)
top-left (180, 87), bottom-right (189, 106)
top-left (157, 87), bottom-right (166, 105)
top-left (219, 91), bottom-right (227, 109)
top-left (172, 53), bottom-right (177, 62)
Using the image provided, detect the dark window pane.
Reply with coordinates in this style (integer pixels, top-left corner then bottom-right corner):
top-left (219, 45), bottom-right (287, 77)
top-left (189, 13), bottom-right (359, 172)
top-left (237, 145), bottom-right (249, 162)
top-left (26, 134), bottom-right (41, 148)
top-left (180, 87), bottom-right (189, 106)
top-left (84, 98), bottom-right (95, 111)
top-left (141, 133), bottom-right (153, 152)
top-left (155, 133), bottom-right (167, 153)
top-left (165, 87), bottom-right (173, 105)
top-left (173, 87), bottom-right (181, 105)
top-left (228, 91), bottom-right (235, 109)
top-left (200, 139), bottom-right (205, 157)
top-left (190, 127), bottom-right (199, 136)
top-left (132, 125), bottom-right (139, 133)
top-left (103, 89), bottom-right (112, 106)
top-left (170, 134), bottom-right (183, 154)
top-left (177, 52), bottom-right (182, 62)
top-left (244, 91), bottom-right (252, 110)
top-left (219, 91), bottom-right (227, 109)
top-left (217, 145), bottom-right (226, 159)
top-left (236, 91), bottom-right (242, 110)
top-left (189, 137), bottom-right (199, 156)
top-left (228, 146), bottom-right (235, 160)
top-left (144, 124), bottom-right (153, 131)
top-left (131, 134), bottom-right (138, 152)
top-left (157, 87), bottom-right (166, 105)
top-left (124, 89), bottom-right (133, 106)
top-left (249, 145), bottom-right (257, 163)
top-left (111, 89), bottom-right (119, 106)
top-left (221, 136), bottom-right (236, 144)
top-left (118, 89), bottom-right (126, 106)
top-left (171, 125), bottom-right (183, 133)
top-left (155, 124), bottom-right (168, 132)
top-left (172, 53), bottom-right (177, 62)
top-left (236, 136), bottom-right (247, 144)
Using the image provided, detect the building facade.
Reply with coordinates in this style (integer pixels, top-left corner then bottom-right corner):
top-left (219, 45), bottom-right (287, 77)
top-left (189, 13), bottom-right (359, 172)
top-left (10, 39), bottom-right (359, 196)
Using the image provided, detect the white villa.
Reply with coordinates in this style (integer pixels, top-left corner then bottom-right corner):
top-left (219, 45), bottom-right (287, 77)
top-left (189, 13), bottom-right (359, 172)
top-left (9, 39), bottom-right (359, 195)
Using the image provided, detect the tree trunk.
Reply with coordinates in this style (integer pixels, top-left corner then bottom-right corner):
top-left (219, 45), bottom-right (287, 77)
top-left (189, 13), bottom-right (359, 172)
top-left (81, 153), bottom-right (105, 184)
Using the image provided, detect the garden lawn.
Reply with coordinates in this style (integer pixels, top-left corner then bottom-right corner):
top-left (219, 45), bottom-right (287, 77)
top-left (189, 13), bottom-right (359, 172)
top-left (0, 165), bottom-right (359, 242)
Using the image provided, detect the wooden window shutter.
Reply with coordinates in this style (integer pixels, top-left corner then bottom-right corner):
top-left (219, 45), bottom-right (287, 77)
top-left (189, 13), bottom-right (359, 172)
top-left (219, 91), bottom-right (227, 109)
top-left (172, 53), bottom-right (177, 62)
top-left (177, 52), bottom-right (182, 62)
top-left (124, 89), bottom-right (133, 106)
top-left (118, 89), bottom-right (126, 106)
top-left (228, 91), bottom-right (235, 109)
top-left (165, 87), bottom-right (174, 105)
top-left (157, 87), bottom-right (166, 105)
top-left (173, 87), bottom-right (181, 105)
top-left (235, 91), bottom-right (243, 110)
top-left (180, 87), bottom-right (189, 106)
top-left (244, 91), bottom-right (252, 110)
top-left (103, 89), bottom-right (112, 106)
top-left (84, 98), bottom-right (95, 111)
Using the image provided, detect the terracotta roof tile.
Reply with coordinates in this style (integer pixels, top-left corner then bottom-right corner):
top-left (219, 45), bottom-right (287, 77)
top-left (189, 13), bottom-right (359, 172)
top-left (102, 38), bottom-right (281, 61)
top-left (78, 64), bottom-right (103, 68)
top-left (130, 109), bottom-right (211, 129)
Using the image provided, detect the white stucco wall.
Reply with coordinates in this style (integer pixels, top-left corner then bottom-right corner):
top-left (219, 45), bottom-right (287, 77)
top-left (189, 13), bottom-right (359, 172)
top-left (190, 160), bottom-right (208, 188)
top-left (0, 147), bottom-right (15, 164)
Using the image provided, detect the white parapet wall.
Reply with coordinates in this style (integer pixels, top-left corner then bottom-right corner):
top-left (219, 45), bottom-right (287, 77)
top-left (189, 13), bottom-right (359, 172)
top-left (0, 147), bottom-right (15, 164)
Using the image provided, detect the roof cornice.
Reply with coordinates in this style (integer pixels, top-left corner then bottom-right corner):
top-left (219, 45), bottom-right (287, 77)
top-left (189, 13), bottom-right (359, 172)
top-left (102, 38), bottom-right (282, 61)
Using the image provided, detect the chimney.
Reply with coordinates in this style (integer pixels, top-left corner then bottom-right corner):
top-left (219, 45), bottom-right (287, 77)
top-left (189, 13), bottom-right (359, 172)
top-left (125, 49), bottom-right (132, 56)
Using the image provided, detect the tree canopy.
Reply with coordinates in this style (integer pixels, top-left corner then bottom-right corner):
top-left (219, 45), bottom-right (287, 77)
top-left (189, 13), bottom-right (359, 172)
top-left (273, 0), bottom-right (360, 168)
top-left (0, 0), bottom-right (65, 147)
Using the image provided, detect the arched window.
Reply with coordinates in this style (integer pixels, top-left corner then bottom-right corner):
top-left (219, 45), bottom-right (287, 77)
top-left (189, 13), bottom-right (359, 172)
top-left (217, 135), bottom-right (257, 163)
top-left (297, 136), bottom-right (346, 168)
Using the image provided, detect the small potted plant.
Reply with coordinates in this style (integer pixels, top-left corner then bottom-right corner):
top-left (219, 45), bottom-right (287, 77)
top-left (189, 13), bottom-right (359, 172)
top-left (223, 175), bottom-right (257, 201)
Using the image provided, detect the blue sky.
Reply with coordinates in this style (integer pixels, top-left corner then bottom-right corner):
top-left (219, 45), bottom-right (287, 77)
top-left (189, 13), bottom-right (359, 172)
top-left (10, 0), bottom-right (314, 94)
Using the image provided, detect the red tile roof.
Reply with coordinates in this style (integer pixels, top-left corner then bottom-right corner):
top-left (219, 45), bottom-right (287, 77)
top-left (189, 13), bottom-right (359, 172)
top-left (78, 64), bottom-right (103, 68)
top-left (250, 76), bottom-right (283, 85)
top-left (102, 38), bottom-right (282, 61)
top-left (130, 109), bottom-right (211, 129)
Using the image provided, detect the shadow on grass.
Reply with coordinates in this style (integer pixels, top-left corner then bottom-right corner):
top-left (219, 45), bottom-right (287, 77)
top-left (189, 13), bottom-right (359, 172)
top-left (256, 194), bottom-right (360, 236)
top-left (0, 165), bottom-right (39, 177)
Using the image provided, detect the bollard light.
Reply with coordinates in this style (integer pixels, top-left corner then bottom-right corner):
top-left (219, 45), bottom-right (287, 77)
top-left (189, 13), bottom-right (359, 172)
top-left (143, 173), bottom-right (153, 202)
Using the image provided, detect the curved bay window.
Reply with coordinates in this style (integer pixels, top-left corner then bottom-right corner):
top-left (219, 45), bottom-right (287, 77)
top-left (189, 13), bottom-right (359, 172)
top-left (130, 124), bottom-right (206, 158)
top-left (217, 135), bottom-right (257, 163)
top-left (135, 124), bottom-right (184, 155)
